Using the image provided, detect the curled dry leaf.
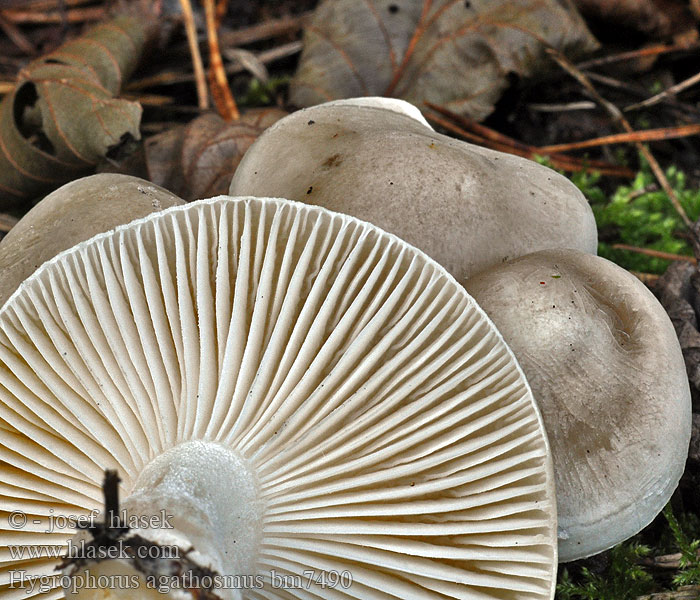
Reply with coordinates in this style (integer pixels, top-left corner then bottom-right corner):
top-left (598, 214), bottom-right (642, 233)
top-left (0, 15), bottom-right (155, 208)
top-left (290, 0), bottom-right (598, 120)
top-left (142, 108), bottom-right (287, 200)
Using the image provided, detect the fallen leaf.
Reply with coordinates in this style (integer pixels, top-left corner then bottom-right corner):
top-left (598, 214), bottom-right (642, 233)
top-left (655, 232), bottom-right (700, 509)
top-left (572, 0), bottom-right (695, 39)
top-left (290, 0), bottom-right (598, 120)
top-left (0, 14), bottom-right (156, 208)
top-left (691, 414), bottom-right (700, 464)
top-left (656, 259), bottom-right (700, 411)
top-left (142, 108), bottom-right (287, 201)
top-left (637, 585), bottom-right (700, 600)
top-left (224, 48), bottom-right (271, 82)
top-left (692, 0), bottom-right (700, 20)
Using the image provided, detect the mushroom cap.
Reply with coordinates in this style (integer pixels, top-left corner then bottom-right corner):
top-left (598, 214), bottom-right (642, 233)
top-left (229, 98), bottom-right (597, 281)
top-left (464, 248), bottom-right (692, 562)
top-left (318, 96), bottom-right (433, 128)
top-left (0, 195), bottom-right (557, 598)
top-left (0, 173), bottom-right (185, 307)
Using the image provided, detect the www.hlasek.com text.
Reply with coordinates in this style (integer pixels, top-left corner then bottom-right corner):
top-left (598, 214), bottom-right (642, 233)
top-left (8, 538), bottom-right (180, 561)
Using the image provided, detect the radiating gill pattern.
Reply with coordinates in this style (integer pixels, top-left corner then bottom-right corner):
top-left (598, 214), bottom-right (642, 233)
top-left (0, 197), bottom-right (556, 599)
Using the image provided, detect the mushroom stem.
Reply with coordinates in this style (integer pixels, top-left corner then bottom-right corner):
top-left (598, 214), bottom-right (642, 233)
top-left (63, 441), bottom-right (263, 599)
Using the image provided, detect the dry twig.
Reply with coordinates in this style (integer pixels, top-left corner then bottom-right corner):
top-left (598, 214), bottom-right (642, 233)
top-left (121, 92), bottom-right (175, 106)
top-left (1, 0), bottom-right (95, 9)
top-left (425, 103), bottom-right (635, 178)
top-left (576, 43), bottom-right (700, 70)
top-left (0, 213), bottom-right (18, 234)
top-left (0, 12), bottom-right (37, 54)
top-left (626, 71), bottom-right (700, 111)
top-left (126, 42), bottom-right (302, 91)
top-left (641, 551), bottom-right (685, 570)
top-left (0, 5), bottom-right (104, 23)
top-left (179, 0), bottom-right (209, 109)
top-left (612, 244), bottom-right (697, 264)
top-left (204, 0), bottom-right (238, 120)
top-left (527, 101), bottom-right (596, 112)
top-left (585, 72), bottom-right (700, 118)
top-left (546, 47), bottom-right (694, 230)
top-left (539, 123), bottom-right (700, 154)
top-left (630, 271), bottom-right (660, 286)
top-left (215, 0), bottom-right (228, 26)
top-left (586, 71), bottom-right (652, 95)
top-left (636, 585), bottom-right (700, 599)
top-left (220, 12), bottom-right (311, 46)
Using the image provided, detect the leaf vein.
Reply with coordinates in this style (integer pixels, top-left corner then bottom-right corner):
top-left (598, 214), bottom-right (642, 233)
top-left (307, 23), bottom-right (371, 95)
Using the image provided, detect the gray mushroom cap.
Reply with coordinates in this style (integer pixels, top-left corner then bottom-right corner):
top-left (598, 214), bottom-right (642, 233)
top-left (229, 97), bottom-right (597, 282)
top-left (464, 248), bottom-right (692, 562)
top-left (0, 174), bottom-right (185, 307)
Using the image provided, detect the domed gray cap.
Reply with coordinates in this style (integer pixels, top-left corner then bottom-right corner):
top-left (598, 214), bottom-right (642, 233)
top-left (0, 173), bottom-right (185, 307)
top-left (465, 248), bottom-right (692, 562)
top-left (229, 97), bottom-right (597, 281)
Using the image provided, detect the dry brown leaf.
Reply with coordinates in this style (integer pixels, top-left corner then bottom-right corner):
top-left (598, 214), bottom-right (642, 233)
top-left (0, 14), bottom-right (156, 208)
top-left (143, 108), bottom-right (287, 201)
top-left (573, 0), bottom-right (695, 39)
top-left (290, 0), bottom-right (598, 120)
top-left (656, 261), bottom-right (700, 410)
top-left (692, 0), bottom-right (700, 20)
top-left (655, 219), bottom-right (700, 412)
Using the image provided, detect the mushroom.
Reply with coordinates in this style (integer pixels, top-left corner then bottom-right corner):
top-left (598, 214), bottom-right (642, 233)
top-left (0, 173), bottom-right (185, 307)
top-left (463, 248), bottom-right (692, 562)
top-left (228, 97), bottom-right (597, 282)
top-left (0, 195), bottom-right (557, 598)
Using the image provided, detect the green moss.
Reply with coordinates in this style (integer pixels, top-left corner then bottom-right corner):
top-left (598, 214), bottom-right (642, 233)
top-left (537, 155), bottom-right (700, 274)
top-left (591, 165), bottom-right (700, 274)
top-left (555, 505), bottom-right (700, 599)
top-left (556, 543), bottom-right (654, 600)
top-left (663, 505), bottom-right (700, 587)
top-left (240, 76), bottom-right (290, 107)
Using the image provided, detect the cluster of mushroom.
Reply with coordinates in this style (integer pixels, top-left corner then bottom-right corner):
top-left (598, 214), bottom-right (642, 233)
top-left (229, 97), bottom-right (692, 562)
top-left (0, 96), bottom-right (690, 600)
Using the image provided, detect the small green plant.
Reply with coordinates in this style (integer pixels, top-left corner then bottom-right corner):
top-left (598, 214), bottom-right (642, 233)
top-left (555, 507), bottom-right (700, 599)
top-left (590, 164), bottom-right (700, 274)
top-left (556, 543), bottom-right (654, 600)
top-left (538, 155), bottom-right (700, 274)
top-left (240, 75), bottom-right (290, 106)
top-left (663, 504), bottom-right (700, 587)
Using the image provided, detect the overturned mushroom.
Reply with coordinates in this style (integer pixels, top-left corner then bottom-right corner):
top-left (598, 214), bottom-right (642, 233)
top-left (0, 195), bottom-right (557, 598)
top-left (464, 248), bottom-right (692, 562)
top-left (229, 97), bottom-right (597, 281)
